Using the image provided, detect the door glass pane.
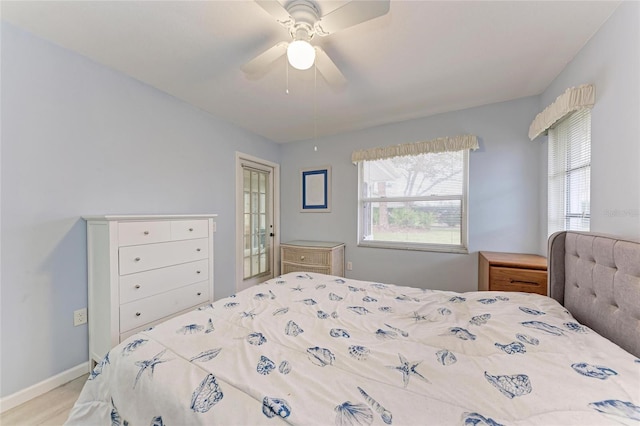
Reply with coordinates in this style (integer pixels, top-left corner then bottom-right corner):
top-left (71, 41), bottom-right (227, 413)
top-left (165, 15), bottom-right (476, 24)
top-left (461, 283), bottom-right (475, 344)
top-left (244, 232), bottom-right (251, 251)
top-left (244, 192), bottom-right (250, 212)
top-left (259, 253), bottom-right (266, 273)
top-left (243, 169), bottom-right (250, 191)
top-left (252, 255), bottom-right (259, 276)
top-left (244, 214), bottom-right (250, 235)
top-left (243, 257), bottom-right (251, 277)
top-left (251, 193), bottom-right (258, 213)
top-left (251, 171), bottom-right (258, 192)
top-left (259, 194), bottom-right (266, 213)
top-left (252, 233), bottom-right (259, 256)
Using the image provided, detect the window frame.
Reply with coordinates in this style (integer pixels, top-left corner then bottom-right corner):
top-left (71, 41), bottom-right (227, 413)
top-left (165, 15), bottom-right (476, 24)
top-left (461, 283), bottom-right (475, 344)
top-left (356, 150), bottom-right (470, 254)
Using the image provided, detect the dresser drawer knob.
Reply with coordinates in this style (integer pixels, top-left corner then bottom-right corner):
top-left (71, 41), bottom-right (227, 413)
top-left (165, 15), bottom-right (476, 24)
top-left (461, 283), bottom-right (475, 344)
top-left (300, 256), bottom-right (305, 260)
top-left (135, 284), bottom-right (141, 289)
top-left (196, 270), bottom-right (201, 274)
top-left (143, 231), bottom-right (149, 235)
top-left (135, 312), bottom-right (141, 317)
top-left (196, 248), bottom-right (201, 252)
top-left (134, 257), bottom-right (141, 262)
top-left (197, 292), bottom-right (202, 296)
top-left (189, 228), bottom-right (194, 232)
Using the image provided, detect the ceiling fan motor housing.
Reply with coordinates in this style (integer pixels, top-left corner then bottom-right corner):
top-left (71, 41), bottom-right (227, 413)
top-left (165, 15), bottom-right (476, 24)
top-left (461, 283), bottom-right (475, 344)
top-left (286, 0), bottom-right (320, 41)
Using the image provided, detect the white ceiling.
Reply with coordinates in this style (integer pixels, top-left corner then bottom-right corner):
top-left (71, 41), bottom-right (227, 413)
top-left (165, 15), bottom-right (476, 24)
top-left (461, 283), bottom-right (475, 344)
top-left (1, 1), bottom-right (620, 143)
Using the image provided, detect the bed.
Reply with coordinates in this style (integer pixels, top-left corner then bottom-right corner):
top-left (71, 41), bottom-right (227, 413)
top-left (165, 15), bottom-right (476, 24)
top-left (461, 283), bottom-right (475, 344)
top-left (66, 231), bottom-right (640, 425)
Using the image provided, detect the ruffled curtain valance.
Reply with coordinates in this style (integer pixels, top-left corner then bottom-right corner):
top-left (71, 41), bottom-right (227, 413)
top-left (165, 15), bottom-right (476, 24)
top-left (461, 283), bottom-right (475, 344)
top-left (529, 84), bottom-right (595, 140)
top-left (351, 134), bottom-right (479, 163)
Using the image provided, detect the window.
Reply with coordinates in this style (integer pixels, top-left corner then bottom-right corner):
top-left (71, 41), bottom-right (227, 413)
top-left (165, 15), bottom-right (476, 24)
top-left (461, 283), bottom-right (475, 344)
top-left (357, 150), bottom-right (469, 253)
top-left (548, 109), bottom-right (591, 235)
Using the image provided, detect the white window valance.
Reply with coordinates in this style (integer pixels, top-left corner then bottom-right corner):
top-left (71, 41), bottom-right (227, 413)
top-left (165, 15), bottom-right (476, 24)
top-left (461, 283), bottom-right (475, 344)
top-left (351, 134), bottom-right (479, 163)
top-left (528, 84), bottom-right (595, 140)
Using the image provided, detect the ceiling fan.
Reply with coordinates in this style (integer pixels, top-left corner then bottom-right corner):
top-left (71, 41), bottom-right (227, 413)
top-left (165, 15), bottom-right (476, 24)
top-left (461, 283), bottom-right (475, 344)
top-left (242, 0), bottom-right (390, 88)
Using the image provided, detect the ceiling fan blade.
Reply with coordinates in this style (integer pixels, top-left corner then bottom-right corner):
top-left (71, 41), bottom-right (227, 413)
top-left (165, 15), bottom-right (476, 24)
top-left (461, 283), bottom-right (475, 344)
top-left (314, 46), bottom-right (347, 89)
top-left (242, 42), bottom-right (288, 75)
top-left (255, 1), bottom-right (294, 28)
top-left (314, 0), bottom-right (390, 36)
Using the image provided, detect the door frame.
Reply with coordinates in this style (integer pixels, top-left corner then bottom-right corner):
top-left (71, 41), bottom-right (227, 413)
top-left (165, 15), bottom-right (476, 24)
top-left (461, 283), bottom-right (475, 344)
top-left (235, 152), bottom-right (280, 292)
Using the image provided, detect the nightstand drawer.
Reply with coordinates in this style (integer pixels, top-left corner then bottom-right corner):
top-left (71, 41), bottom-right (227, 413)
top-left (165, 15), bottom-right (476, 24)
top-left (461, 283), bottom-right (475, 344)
top-left (282, 248), bottom-right (329, 266)
top-left (490, 266), bottom-right (547, 295)
top-left (282, 263), bottom-right (330, 275)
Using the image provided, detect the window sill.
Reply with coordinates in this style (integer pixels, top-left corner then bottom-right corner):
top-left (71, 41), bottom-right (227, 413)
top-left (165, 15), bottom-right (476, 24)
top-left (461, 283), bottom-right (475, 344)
top-left (357, 241), bottom-right (469, 254)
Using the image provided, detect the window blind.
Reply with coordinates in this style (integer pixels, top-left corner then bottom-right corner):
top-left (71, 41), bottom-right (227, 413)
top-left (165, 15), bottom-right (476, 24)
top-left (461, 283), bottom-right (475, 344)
top-left (548, 108), bottom-right (591, 235)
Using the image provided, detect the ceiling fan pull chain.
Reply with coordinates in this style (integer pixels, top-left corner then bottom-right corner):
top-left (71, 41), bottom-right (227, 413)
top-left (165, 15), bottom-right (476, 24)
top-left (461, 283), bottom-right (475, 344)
top-left (314, 61), bottom-right (318, 140)
top-left (286, 58), bottom-right (289, 95)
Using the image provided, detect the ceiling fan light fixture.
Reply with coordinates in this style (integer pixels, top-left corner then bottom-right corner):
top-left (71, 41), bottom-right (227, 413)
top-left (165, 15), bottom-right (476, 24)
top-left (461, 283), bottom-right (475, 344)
top-left (287, 40), bottom-right (315, 70)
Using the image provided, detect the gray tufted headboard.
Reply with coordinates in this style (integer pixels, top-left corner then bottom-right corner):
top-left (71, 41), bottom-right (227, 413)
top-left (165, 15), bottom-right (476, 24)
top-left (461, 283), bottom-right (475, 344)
top-left (548, 231), bottom-right (640, 357)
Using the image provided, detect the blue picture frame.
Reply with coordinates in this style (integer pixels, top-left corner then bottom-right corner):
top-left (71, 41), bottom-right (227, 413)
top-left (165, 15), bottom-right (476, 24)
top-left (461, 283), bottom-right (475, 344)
top-left (301, 166), bottom-right (331, 212)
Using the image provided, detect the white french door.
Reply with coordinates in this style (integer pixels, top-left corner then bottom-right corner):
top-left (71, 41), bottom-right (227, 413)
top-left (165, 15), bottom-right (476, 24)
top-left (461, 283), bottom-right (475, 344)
top-left (236, 153), bottom-right (279, 292)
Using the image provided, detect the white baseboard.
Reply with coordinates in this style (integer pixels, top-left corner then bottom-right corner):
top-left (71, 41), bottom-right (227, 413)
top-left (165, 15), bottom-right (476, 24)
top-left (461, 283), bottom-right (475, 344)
top-left (0, 362), bottom-right (90, 413)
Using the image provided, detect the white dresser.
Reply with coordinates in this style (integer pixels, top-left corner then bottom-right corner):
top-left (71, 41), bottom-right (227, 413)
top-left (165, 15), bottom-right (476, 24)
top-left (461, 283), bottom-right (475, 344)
top-left (280, 240), bottom-right (345, 277)
top-left (84, 214), bottom-right (217, 364)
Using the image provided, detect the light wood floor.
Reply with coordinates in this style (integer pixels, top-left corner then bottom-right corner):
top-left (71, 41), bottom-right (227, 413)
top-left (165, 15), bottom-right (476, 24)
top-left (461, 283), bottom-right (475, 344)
top-left (0, 374), bottom-right (88, 426)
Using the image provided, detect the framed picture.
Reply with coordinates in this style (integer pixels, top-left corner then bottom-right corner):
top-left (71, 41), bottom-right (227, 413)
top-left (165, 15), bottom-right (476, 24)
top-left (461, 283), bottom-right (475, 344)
top-left (301, 166), bottom-right (331, 212)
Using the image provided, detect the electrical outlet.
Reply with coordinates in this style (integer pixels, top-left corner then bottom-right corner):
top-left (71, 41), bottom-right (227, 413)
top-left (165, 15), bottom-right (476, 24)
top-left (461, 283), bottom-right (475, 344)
top-left (74, 308), bottom-right (87, 326)
top-left (347, 261), bottom-right (353, 271)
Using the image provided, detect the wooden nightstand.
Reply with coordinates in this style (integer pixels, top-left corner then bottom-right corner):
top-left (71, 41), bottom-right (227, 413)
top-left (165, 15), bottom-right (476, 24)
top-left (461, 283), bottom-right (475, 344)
top-left (281, 241), bottom-right (345, 277)
top-left (478, 251), bottom-right (548, 296)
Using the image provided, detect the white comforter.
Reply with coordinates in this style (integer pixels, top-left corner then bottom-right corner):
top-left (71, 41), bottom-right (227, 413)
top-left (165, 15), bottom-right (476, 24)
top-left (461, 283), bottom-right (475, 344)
top-left (67, 272), bottom-right (640, 425)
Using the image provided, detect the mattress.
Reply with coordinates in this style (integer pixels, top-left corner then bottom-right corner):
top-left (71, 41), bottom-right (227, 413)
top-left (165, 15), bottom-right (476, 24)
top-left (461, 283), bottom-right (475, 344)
top-left (66, 272), bottom-right (640, 425)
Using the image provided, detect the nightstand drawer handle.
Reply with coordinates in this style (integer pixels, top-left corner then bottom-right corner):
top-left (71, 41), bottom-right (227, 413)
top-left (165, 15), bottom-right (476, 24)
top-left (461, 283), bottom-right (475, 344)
top-left (300, 256), bottom-right (305, 261)
top-left (189, 228), bottom-right (194, 232)
top-left (196, 270), bottom-right (201, 274)
top-left (196, 248), bottom-right (201, 252)
top-left (197, 292), bottom-right (202, 296)
top-left (143, 231), bottom-right (149, 235)
top-left (135, 312), bottom-right (141, 317)
top-left (510, 279), bottom-right (539, 286)
top-left (134, 257), bottom-right (141, 262)
top-left (135, 284), bottom-right (141, 289)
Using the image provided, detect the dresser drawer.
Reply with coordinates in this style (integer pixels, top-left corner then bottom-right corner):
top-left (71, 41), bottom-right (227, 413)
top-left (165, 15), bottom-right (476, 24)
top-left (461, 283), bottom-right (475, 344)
top-left (171, 219), bottom-right (209, 241)
top-left (118, 221), bottom-right (171, 247)
top-left (490, 266), bottom-right (547, 295)
top-left (119, 280), bottom-right (210, 333)
top-left (119, 238), bottom-right (209, 275)
top-left (282, 247), bottom-right (330, 266)
top-left (119, 259), bottom-right (209, 304)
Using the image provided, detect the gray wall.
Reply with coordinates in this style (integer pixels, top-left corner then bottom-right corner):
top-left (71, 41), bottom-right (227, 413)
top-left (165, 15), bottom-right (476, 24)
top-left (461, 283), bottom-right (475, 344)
top-left (0, 23), bottom-right (280, 397)
top-left (280, 96), bottom-right (542, 292)
top-left (537, 1), bottom-right (640, 251)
